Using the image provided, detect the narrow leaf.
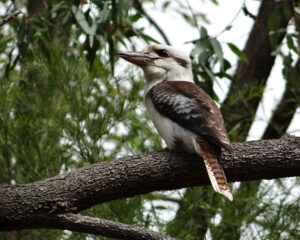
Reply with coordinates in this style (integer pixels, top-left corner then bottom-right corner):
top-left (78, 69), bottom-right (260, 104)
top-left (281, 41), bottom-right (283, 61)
top-left (286, 35), bottom-right (299, 55)
top-left (200, 26), bottom-right (208, 38)
top-left (211, 38), bottom-right (224, 68)
top-left (227, 43), bottom-right (249, 65)
top-left (71, 6), bottom-right (96, 36)
top-left (141, 34), bottom-right (160, 44)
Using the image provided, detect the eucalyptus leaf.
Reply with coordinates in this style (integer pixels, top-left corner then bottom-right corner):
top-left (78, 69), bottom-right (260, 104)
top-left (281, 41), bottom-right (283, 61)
top-left (71, 6), bottom-right (96, 36)
top-left (210, 38), bottom-right (224, 69)
top-left (141, 34), bottom-right (160, 44)
top-left (286, 35), bottom-right (299, 55)
top-left (200, 26), bottom-right (208, 38)
top-left (227, 43), bottom-right (249, 64)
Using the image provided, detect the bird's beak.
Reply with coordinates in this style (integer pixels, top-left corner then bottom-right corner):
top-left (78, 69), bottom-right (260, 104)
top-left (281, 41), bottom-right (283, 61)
top-left (118, 51), bottom-right (158, 67)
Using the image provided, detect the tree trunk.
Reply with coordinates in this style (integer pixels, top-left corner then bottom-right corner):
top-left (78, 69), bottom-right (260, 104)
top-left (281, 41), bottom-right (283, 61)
top-left (221, 0), bottom-right (293, 141)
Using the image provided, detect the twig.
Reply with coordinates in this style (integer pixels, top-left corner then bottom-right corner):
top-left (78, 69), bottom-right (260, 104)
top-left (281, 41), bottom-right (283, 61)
top-left (185, 0), bottom-right (201, 37)
top-left (215, 1), bottom-right (244, 37)
top-left (144, 193), bottom-right (182, 204)
top-left (142, 10), bottom-right (171, 45)
top-left (0, 10), bottom-right (22, 28)
top-left (134, 2), bottom-right (171, 45)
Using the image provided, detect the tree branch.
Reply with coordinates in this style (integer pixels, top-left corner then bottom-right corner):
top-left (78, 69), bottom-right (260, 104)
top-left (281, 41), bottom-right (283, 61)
top-left (0, 10), bottom-right (22, 28)
top-left (0, 135), bottom-right (299, 232)
top-left (45, 213), bottom-right (177, 240)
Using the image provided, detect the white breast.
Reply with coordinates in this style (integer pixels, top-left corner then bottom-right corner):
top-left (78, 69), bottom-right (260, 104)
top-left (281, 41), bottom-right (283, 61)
top-left (145, 96), bottom-right (198, 154)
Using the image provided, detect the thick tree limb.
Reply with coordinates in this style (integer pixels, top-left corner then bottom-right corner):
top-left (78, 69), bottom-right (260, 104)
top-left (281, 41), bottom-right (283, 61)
top-left (0, 135), bottom-right (299, 233)
top-left (45, 213), bottom-right (177, 240)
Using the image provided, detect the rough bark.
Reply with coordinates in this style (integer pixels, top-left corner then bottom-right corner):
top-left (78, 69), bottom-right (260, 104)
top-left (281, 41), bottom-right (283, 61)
top-left (0, 135), bottom-right (299, 233)
top-left (45, 213), bottom-right (177, 240)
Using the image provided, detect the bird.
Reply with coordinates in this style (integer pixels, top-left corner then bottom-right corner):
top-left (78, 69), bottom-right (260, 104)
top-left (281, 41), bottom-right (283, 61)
top-left (118, 44), bottom-right (234, 201)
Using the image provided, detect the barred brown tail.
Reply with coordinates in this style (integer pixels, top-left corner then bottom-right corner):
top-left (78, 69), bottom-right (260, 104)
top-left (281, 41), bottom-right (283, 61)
top-left (195, 137), bottom-right (233, 201)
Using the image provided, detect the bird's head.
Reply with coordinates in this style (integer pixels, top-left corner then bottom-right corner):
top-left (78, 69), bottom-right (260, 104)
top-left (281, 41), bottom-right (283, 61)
top-left (118, 44), bottom-right (193, 84)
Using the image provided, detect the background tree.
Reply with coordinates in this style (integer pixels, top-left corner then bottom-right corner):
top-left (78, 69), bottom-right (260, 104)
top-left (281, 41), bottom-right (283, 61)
top-left (0, 0), bottom-right (299, 239)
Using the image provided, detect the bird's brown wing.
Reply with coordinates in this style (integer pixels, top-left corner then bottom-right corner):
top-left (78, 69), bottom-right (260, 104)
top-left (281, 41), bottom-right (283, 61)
top-left (148, 81), bottom-right (233, 153)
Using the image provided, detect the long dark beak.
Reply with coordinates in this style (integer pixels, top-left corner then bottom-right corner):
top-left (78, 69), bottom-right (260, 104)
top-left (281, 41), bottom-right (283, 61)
top-left (118, 51), bottom-right (159, 67)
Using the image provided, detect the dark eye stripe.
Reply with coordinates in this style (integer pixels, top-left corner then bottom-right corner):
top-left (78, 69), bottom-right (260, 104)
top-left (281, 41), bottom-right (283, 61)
top-left (173, 56), bottom-right (189, 68)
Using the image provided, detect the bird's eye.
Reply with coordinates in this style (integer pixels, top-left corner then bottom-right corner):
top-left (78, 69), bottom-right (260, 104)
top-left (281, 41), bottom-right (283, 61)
top-left (156, 49), bottom-right (168, 57)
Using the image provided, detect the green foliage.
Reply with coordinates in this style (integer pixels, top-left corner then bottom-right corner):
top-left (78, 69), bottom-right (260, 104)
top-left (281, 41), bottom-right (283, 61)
top-left (166, 187), bottom-right (220, 239)
top-left (0, 41), bottom-right (162, 176)
top-left (189, 26), bottom-right (233, 102)
top-left (0, 1), bottom-right (163, 239)
top-left (0, 0), bottom-right (299, 239)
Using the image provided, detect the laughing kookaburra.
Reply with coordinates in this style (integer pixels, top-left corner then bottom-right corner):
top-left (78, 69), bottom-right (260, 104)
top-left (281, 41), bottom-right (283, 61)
top-left (118, 44), bottom-right (234, 201)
